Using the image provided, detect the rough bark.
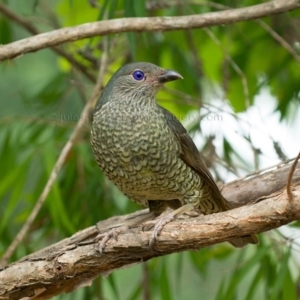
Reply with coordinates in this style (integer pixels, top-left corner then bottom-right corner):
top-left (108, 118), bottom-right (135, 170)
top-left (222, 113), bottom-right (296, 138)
top-left (0, 161), bottom-right (299, 300)
top-left (0, 0), bottom-right (299, 61)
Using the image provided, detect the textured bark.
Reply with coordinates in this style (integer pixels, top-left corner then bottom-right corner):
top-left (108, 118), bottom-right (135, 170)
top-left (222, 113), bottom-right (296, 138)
top-left (223, 160), bottom-right (300, 206)
top-left (0, 161), bottom-right (299, 300)
top-left (0, 0), bottom-right (299, 61)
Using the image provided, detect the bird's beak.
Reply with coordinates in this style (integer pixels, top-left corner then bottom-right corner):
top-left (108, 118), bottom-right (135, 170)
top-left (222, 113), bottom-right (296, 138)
top-left (158, 69), bottom-right (183, 83)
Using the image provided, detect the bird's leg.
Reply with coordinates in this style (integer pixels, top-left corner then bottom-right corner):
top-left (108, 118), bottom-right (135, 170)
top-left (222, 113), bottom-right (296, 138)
top-left (149, 203), bottom-right (194, 249)
top-left (95, 211), bottom-right (155, 254)
top-left (148, 200), bottom-right (169, 216)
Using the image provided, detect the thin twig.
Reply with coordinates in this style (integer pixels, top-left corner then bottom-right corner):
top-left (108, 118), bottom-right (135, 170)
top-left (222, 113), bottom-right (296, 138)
top-left (0, 39), bottom-right (109, 266)
top-left (286, 151), bottom-right (300, 201)
top-left (202, 27), bottom-right (250, 108)
top-left (146, 0), bottom-right (229, 11)
top-left (0, 3), bottom-right (96, 82)
top-left (256, 19), bottom-right (300, 65)
top-left (184, 29), bottom-right (203, 94)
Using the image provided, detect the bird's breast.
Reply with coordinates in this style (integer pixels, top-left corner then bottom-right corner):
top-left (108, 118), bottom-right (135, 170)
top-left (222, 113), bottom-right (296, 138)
top-left (92, 104), bottom-right (178, 169)
top-left (91, 102), bottom-right (207, 206)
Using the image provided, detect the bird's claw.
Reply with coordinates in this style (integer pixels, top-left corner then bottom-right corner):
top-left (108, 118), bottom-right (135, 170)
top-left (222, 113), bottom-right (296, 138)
top-left (142, 219), bottom-right (156, 231)
top-left (95, 225), bottom-right (129, 254)
top-left (149, 232), bottom-right (157, 250)
top-left (148, 213), bottom-right (176, 250)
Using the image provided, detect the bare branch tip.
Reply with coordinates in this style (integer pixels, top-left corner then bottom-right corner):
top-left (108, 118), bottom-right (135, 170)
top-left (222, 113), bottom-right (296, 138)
top-left (286, 151), bottom-right (300, 201)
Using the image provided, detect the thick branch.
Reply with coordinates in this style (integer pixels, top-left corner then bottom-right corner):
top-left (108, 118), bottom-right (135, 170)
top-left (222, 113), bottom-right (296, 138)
top-left (0, 0), bottom-right (299, 61)
top-left (223, 160), bottom-right (300, 206)
top-left (0, 161), bottom-right (299, 299)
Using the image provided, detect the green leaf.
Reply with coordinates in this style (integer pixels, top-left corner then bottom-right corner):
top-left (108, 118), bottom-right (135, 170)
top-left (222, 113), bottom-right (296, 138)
top-left (43, 142), bottom-right (75, 234)
top-left (269, 248), bottom-right (291, 300)
top-left (0, 18), bottom-right (11, 44)
top-left (221, 245), bottom-right (269, 299)
top-left (282, 266), bottom-right (297, 300)
top-left (160, 260), bottom-right (172, 300)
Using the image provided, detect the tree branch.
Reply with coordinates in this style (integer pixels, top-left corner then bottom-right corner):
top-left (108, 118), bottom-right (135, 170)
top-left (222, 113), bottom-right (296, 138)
top-left (0, 160), bottom-right (299, 300)
top-left (222, 159), bottom-right (300, 207)
top-left (0, 0), bottom-right (299, 61)
top-left (0, 3), bottom-right (96, 82)
top-left (287, 152), bottom-right (300, 200)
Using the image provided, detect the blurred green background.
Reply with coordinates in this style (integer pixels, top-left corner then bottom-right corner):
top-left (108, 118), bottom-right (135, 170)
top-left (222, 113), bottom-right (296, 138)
top-left (1, 0), bottom-right (300, 299)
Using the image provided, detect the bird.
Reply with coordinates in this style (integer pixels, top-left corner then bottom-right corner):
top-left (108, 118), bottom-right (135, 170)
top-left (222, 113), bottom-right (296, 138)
top-left (90, 62), bottom-right (258, 251)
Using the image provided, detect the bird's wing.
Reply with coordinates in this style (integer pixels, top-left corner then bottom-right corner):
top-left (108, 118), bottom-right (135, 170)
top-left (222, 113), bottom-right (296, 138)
top-left (160, 106), bottom-right (230, 211)
top-left (160, 106), bottom-right (259, 247)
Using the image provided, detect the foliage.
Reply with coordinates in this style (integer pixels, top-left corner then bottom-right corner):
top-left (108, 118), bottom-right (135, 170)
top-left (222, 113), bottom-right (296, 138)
top-left (0, 0), bottom-right (300, 299)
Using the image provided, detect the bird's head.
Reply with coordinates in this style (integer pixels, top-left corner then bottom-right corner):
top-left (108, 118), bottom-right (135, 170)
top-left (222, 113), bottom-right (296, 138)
top-left (101, 62), bottom-right (183, 102)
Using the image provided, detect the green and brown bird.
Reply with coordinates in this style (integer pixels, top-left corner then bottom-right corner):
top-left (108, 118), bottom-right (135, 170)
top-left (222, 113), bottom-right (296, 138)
top-left (91, 62), bottom-right (258, 251)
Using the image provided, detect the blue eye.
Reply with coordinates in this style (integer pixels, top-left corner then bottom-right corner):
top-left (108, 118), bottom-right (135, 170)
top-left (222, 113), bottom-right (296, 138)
top-left (132, 70), bottom-right (145, 81)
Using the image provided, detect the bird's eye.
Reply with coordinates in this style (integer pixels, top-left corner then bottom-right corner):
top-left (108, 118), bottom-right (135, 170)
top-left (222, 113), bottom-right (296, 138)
top-left (132, 70), bottom-right (145, 81)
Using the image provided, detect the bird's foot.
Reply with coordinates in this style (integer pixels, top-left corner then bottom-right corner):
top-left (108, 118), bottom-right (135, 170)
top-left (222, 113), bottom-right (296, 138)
top-left (145, 204), bottom-right (194, 249)
top-left (95, 225), bottom-right (129, 254)
top-left (95, 211), bottom-right (155, 254)
top-left (149, 212), bottom-right (176, 249)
